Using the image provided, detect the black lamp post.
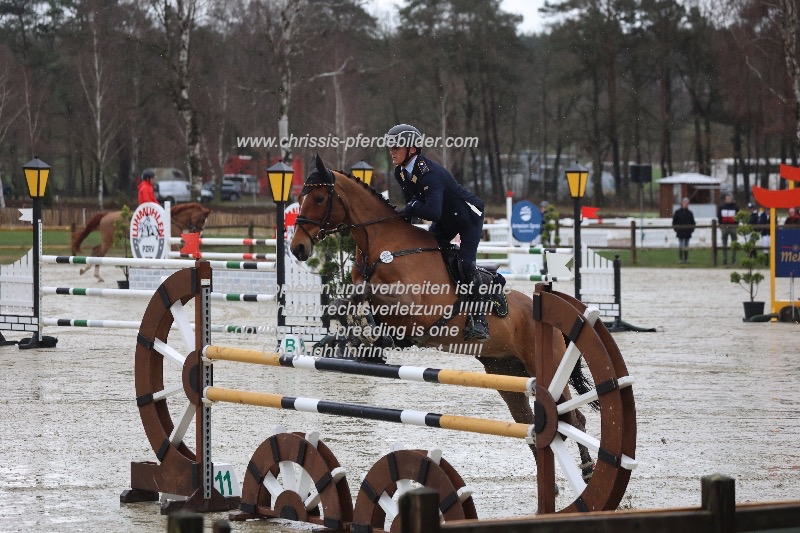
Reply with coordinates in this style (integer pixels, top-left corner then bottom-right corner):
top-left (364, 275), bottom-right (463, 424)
top-left (21, 156), bottom-right (57, 349)
top-left (267, 161), bottom-right (294, 330)
top-left (565, 162), bottom-right (589, 301)
top-left (350, 160), bottom-right (374, 186)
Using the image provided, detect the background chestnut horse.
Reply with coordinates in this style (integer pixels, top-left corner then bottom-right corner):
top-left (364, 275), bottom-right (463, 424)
top-left (290, 156), bottom-right (594, 476)
top-left (71, 202), bottom-right (210, 282)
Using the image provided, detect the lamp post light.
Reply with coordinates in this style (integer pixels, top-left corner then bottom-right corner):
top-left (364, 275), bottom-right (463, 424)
top-left (565, 162), bottom-right (589, 301)
top-left (21, 157), bottom-right (56, 349)
top-left (267, 161), bottom-right (294, 330)
top-left (350, 160), bottom-right (374, 186)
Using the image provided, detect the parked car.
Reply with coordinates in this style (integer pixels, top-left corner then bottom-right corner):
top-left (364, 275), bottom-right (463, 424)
top-left (220, 179), bottom-right (241, 201)
top-left (154, 180), bottom-right (192, 204)
top-left (223, 174), bottom-right (259, 195)
top-left (200, 181), bottom-right (214, 203)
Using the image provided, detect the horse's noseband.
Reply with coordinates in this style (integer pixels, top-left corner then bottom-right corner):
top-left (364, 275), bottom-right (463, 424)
top-left (295, 183), bottom-right (343, 244)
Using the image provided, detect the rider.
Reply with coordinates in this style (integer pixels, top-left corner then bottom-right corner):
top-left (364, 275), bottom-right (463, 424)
top-left (138, 169), bottom-right (158, 205)
top-left (385, 123), bottom-right (490, 342)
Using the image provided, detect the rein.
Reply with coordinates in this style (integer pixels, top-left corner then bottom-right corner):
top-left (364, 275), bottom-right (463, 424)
top-left (294, 182), bottom-right (405, 247)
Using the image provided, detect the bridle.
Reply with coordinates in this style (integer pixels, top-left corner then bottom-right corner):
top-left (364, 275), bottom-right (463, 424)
top-left (294, 176), bottom-right (438, 282)
top-left (294, 180), bottom-right (403, 246)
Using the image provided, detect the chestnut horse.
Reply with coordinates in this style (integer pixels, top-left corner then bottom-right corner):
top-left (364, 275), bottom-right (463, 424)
top-left (71, 202), bottom-right (210, 282)
top-left (290, 155), bottom-right (594, 477)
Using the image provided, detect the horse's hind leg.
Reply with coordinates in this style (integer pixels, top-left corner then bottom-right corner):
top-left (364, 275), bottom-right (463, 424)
top-left (89, 243), bottom-right (107, 282)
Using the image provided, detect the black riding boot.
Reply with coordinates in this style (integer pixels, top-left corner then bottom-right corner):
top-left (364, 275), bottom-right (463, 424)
top-left (461, 261), bottom-right (490, 342)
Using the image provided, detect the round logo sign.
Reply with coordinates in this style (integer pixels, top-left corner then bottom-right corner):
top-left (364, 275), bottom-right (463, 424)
top-left (511, 200), bottom-right (543, 243)
top-left (130, 202), bottom-right (168, 259)
top-left (284, 202), bottom-right (299, 244)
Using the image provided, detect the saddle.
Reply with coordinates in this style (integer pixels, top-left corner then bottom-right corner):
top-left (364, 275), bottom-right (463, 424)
top-left (441, 246), bottom-right (509, 318)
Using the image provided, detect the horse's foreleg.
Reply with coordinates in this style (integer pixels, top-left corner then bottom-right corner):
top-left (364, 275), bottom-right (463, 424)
top-left (94, 265), bottom-right (104, 283)
top-left (79, 265), bottom-right (91, 276)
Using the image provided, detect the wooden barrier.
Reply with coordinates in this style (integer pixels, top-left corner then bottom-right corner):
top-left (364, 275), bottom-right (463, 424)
top-left (398, 474), bottom-right (800, 533)
top-left (125, 261), bottom-right (638, 529)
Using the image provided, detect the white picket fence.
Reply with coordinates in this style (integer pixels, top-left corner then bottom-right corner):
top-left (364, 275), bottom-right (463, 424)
top-left (0, 249), bottom-right (37, 334)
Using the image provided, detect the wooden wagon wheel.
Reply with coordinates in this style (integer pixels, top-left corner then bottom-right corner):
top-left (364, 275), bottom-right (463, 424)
top-left (129, 267), bottom-right (206, 498)
top-left (532, 285), bottom-right (637, 514)
top-left (352, 448), bottom-right (477, 533)
top-left (236, 430), bottom-right (353, 529)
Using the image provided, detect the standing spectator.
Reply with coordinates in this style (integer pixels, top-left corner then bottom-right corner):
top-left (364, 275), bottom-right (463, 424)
top-left (785, 207), bottom-right (800, 225)
top-left (758, 206), bottom-right (770, 249)
top-left (672, 197), bottom-right (696, 264)
top-left (747, 203), bottom-right (759, 225)
top-left (718, 193), bottom-right (739, 265)
top-left (138, 169), bottom-right (157, 205)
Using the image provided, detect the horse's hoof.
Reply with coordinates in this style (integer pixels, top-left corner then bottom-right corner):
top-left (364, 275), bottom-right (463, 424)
top-left (580, 461), bottom-right (594, 482)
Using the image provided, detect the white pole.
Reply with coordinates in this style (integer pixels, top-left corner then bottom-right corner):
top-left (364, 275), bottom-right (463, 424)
top-left (506, 193), bottom-right (513, 247)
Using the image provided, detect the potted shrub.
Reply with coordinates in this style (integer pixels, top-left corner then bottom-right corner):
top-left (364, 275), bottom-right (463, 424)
top-left (113, 204), bottom-right (133, 289)
top-left (730, 209), bottom-right (768, 320)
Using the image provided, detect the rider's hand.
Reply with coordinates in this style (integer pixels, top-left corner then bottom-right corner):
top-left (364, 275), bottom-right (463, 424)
top-left (401, 200), bottom-right (417, 214)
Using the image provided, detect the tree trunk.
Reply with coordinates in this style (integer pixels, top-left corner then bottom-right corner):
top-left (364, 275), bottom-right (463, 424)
top-left (779, 0), bottom-right (800, 154)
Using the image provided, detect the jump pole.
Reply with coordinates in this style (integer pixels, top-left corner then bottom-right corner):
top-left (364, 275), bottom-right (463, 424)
top-left (204, 345), bottom-right (535, 394)
top-left (204, 387), bottom-right (533, 440)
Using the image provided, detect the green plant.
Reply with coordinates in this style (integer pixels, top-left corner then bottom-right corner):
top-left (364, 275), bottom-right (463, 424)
top-left (540, 204), bottom-right (561, 247)
top-left (730, 210), bottom-right (768, 302)
top-left (306, 230), bottom-right (356, 295)
top-left (113, 204), bottom-right (133, 280)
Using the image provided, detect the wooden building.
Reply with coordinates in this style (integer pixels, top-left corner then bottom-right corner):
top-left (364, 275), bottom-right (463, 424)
top-left (658, 174), bottom-right (721, 218)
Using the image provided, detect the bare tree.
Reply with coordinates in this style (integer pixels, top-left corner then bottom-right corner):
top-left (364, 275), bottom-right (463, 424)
top-left (151, 0), bottom-right (202, 192)
top-left (262, 0), bottom-right (307, 163)
top-left (77, 5), bottom-right (123, 209)
top-left (0, 50), bottom-right (23, 208)
top-left (779, 0), bottom-right (800, 152)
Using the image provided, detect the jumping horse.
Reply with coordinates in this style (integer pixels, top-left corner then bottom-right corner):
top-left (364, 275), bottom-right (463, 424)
top-left (290, 155), bottom-right (595, 486)
top-left (71, 202), bottom-right (210, 282)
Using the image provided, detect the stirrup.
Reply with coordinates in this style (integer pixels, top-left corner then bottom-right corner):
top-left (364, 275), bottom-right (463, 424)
top-left (463, 316), bottom-right (490, 342)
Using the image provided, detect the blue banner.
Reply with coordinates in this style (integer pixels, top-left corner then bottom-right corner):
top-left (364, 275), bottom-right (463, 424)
top-left (511, 200), bottom-right (542, 243)
top-left (775, 227), bottom-right (800, 277)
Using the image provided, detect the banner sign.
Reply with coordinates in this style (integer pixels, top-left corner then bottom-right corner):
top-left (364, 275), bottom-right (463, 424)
top-left (775, 227), bottom-right (800, 278)
top-left (510, 200), bottom-right (542, 243)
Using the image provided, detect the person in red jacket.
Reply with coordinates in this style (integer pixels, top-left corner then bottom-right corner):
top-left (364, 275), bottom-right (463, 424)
top-left (137, 169), bottom-right (157, 205)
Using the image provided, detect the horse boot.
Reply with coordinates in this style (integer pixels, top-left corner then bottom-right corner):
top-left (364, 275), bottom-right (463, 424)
top-left (461, 261), bottom-right (490, 342)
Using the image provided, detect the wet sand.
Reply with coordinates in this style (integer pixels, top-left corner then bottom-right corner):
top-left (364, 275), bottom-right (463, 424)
top-left (1, 264), bottom-right (798, 532)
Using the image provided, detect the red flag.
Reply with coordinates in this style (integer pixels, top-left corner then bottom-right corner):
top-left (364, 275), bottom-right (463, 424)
top-left (180, 232), bottom-right (200, 256)
top-left (581, 206), bottom-right (602, 223)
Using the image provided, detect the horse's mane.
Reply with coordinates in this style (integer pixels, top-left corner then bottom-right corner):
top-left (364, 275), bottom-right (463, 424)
top-left (332, 169), bottom-right (398, 211)
top-left (171, 202), bottom-right (204, 215)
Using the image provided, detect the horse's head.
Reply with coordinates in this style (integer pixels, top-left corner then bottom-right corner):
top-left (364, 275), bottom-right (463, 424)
top-left (172, 203), bottom-right (211, 235)
top-left (291, 155), bottom-right (345, 261)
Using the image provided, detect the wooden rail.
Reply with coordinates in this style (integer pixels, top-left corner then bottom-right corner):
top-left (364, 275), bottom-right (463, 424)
top-left (398, 475), bottom-right (800, 533)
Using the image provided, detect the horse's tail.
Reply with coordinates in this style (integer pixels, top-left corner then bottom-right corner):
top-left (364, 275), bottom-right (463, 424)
top-left (569, 359), bottom-right (600, 411)
top-left (71, 212), bottom-right (107, 255)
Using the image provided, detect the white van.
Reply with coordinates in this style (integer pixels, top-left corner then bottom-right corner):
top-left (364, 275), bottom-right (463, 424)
top-left (154, 180), bottom-right (192, 204)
